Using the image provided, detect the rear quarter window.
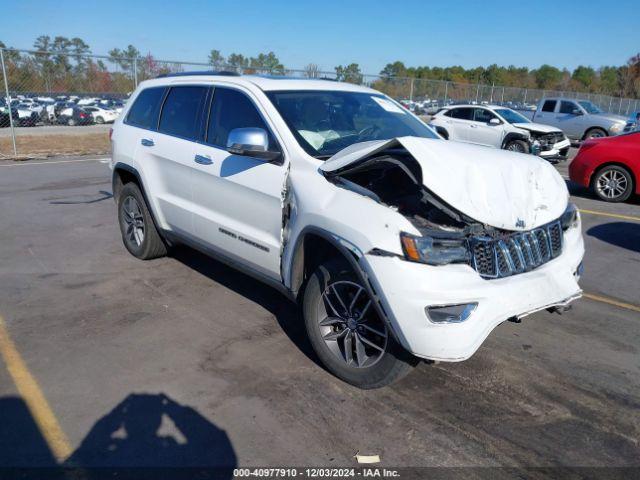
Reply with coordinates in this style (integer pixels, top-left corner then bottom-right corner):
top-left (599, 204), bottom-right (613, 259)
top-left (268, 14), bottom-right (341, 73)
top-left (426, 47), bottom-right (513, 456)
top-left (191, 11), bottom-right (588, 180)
top-left (125, 87), bottom-right (166, 130)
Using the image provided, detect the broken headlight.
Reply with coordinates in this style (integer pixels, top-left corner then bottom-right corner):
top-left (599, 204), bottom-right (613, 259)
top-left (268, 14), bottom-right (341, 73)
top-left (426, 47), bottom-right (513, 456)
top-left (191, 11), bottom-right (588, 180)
top-left (400, 232), bottom-right (470, 265)
top-left (560, 202), bottom-right (579, 230)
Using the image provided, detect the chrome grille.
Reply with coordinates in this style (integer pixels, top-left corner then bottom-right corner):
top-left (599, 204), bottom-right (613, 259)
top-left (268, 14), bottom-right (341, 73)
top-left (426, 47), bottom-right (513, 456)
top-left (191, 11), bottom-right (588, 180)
top-left (470, 221), bottom-right (563, 279)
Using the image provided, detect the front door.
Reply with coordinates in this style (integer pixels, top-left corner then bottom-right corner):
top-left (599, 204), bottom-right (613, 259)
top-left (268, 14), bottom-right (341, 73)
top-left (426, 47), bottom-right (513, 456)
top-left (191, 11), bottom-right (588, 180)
top-left (191, 86), bottom-right (286, 281)
top-left (466, 108), bottom-right (505, 147)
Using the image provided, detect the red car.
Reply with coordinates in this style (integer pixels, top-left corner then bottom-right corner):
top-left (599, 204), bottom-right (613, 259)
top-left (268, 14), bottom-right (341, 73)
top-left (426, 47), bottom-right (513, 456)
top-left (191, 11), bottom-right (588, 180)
top-left (569, 132), bottom-right (640, 202)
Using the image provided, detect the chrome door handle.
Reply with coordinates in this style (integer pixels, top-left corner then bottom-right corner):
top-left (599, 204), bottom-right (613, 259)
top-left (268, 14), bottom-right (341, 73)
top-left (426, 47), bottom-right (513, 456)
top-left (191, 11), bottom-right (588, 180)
top-left (194, 154), bottom-right (213, 165)
top-left (141, 138), bottom-right (154, 147)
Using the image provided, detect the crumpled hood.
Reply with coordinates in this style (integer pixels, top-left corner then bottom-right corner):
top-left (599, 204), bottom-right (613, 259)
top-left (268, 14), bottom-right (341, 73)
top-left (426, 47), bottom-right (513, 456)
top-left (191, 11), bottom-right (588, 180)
top-left (320, 137), bottom-right (568, 231)
top-left (513, 122), bottom-right (562, 134)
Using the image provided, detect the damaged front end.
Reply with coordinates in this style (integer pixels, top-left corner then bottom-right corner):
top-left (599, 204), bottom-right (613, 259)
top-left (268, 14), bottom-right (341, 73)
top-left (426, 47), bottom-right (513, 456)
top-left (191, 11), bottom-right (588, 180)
top-left (321, 137), bottom-right (576, 280)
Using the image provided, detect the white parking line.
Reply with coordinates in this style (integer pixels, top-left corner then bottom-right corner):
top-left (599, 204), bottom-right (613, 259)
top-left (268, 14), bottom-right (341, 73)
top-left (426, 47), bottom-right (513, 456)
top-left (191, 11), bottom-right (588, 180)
top-left (0, 157), bottom-right (110, 167)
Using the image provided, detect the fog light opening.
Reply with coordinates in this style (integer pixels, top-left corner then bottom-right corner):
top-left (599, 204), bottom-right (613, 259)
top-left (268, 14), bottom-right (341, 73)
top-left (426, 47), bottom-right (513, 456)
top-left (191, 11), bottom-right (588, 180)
top-left (426, 303), bottom-right (477, 324)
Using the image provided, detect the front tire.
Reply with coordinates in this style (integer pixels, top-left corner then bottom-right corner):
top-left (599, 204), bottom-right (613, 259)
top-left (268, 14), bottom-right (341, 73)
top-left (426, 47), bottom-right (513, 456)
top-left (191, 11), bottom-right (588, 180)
top-left (504, 139), bottom-right (529, 153)
top-left (592, 165), bottom-right (634, 202)
top-left (96, 116), bottom-right (104, 124)
top-left (117, 182), bottom-right (167, 259)
top-left (302, 258), bottom-right (416, 389)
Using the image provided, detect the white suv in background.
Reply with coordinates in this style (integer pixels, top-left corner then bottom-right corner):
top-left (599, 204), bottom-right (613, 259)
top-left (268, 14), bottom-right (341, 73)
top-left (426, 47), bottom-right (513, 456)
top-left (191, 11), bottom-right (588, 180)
top-left (430, 105), bottom-right (571, 162)
top-left (82, 105), bottom-right (119, 124)
top-left (110, 73), bottom-right (584, 388)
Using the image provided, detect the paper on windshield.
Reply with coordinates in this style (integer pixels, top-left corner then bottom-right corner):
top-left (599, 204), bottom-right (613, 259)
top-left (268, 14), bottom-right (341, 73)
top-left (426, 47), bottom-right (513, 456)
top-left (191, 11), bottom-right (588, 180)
top-left (371, 96), bottom-right (406, 114)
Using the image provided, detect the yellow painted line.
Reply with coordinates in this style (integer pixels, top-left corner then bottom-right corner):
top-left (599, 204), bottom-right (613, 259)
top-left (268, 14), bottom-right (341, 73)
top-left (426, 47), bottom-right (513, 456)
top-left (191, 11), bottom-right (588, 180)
top-left (583, 293), bottom-right (640, 313)
top-left (0, 315), bottom-right (72, 461)
top-left (579, 209), bottom-right (640, 223)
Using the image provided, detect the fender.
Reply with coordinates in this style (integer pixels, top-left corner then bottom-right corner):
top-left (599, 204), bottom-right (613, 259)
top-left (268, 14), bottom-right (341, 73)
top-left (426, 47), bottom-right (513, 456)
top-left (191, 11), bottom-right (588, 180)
top-left (287, 226), bottom-right (401, 341)
top-left (501, 131), bottom-right (530, 150)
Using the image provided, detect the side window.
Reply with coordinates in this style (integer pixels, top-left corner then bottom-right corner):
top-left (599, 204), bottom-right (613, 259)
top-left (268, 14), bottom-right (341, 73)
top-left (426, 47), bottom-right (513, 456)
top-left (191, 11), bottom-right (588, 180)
top-left (474, 108), bottom-right (496, 123)
top-left (207, 87), bottom-right (277, 149)
top-left (126, 87), bottom-right (166, 129)
top-left (449, 108), bottom-right (474, 120)
top-left (541, 100), bottom-right (557, 113)
top-left (158, 86), bottom-right (209, 140)
top-left (559, 101), bottom-right (577, 114)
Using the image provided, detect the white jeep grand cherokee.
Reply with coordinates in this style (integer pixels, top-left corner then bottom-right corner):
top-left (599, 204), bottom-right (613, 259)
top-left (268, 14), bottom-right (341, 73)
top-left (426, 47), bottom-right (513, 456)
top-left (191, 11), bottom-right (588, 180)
top-left (110, 72), bottom-right (584, 389)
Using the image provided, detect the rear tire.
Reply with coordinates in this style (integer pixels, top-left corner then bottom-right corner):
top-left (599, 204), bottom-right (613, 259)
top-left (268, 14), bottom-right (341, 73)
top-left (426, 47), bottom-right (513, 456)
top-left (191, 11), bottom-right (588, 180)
top-left (302, 258), bottom-right (416, 389)
top-left (591, 165), bottom-right (634, 203)
top-left (504, 139), bottom-right (529, 153)
top-left (117, 182), bottom-right (167, 259)
top-left (67, 118), bottom-right (75, 126)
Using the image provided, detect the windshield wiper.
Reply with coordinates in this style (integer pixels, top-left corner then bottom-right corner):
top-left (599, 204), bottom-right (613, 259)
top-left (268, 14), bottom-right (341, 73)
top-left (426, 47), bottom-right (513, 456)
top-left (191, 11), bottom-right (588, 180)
top-left (314, 154), bottom-right (333, 160)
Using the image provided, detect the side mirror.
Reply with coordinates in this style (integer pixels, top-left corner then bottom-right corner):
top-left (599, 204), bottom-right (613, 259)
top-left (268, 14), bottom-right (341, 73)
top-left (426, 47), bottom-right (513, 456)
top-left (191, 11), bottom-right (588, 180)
top-left (226, 127), bottom-right (280, 161)
top-left (571, 109), bottom-right (583, 116)
top-left (489, 118), bottom-right (501, 126)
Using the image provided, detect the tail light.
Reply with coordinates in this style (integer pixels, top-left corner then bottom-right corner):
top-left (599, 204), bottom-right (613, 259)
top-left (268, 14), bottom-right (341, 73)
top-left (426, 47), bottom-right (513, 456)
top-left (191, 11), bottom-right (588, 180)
top-left (109, 128), bottom-right (113, 140)
top-left (79, 113), bottom-right (86, 119)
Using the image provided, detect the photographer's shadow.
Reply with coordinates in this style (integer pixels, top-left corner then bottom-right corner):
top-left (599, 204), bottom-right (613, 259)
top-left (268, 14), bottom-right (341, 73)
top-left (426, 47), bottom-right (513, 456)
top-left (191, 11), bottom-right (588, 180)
top-left (66, 393), bottom-right (236, 473)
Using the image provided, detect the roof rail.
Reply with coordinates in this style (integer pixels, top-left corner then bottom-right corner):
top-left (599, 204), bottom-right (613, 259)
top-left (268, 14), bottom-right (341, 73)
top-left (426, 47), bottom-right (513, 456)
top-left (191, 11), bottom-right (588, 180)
top-left (155, 70), bottom-right (241, 78)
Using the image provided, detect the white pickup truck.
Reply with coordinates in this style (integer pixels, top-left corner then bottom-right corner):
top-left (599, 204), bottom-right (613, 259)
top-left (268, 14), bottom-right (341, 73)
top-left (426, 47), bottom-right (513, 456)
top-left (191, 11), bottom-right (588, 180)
top-left (521, 98), bottom-right (627, 141)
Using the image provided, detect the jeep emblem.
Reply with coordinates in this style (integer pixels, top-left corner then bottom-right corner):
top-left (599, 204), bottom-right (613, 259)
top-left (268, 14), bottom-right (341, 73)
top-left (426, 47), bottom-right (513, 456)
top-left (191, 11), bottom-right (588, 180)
top-left (515, 218), bottom-right (526, 229)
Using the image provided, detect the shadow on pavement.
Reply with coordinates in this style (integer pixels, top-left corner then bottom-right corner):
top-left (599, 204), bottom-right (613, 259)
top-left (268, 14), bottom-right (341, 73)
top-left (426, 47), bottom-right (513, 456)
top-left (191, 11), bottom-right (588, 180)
top-left (0, 393), bottom-right (237, 479)
top-left (586, 222), bottom-right (640, 253)
top-left (170, 245), bottom-right (320, 367)
top-left (0, 396), bottom-right (57, 468)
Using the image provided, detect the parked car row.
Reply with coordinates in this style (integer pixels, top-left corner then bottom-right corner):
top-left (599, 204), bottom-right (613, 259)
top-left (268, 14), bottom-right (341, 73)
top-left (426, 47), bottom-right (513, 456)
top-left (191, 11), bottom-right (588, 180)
top-left (0, 94), bottom-right (126, 127)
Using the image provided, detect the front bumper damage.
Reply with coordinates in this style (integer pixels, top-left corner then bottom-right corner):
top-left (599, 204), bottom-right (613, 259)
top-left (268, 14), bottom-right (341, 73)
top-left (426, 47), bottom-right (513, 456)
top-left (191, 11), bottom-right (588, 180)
top-left (535, 138), bottom-right (571, 163)
top-left (358, 223), bottom-right (584, 362)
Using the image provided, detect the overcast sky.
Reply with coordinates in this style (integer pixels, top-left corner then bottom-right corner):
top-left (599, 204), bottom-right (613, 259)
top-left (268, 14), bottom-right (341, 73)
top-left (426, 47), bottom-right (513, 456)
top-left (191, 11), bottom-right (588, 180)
top-left (2, 0), bottom-right (638, 73)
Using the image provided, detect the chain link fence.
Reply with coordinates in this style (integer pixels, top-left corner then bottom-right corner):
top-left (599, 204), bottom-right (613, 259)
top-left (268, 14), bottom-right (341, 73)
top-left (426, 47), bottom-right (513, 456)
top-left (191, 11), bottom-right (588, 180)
top-left (1, 47), bottom-right (639, 158)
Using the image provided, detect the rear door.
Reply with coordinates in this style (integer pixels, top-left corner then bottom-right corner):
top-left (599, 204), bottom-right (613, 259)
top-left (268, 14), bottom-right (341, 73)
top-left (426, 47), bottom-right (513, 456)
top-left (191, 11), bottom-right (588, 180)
top-left (445, 107), bottom-right (475, 141)
top-left (533, 99), bottom-right (558, 127)
top-left (150, 84), bottom-right (210, 235)
top-left (190, 86), bottom-right (287, 280)
top-left (125, 85), bottom-right (209, 235)
top-left (466, 108), bottom-right (504, 147)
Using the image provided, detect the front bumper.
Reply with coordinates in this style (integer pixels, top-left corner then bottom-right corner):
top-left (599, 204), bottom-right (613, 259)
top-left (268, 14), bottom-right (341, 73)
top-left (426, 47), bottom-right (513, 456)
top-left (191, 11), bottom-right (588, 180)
top-left (360, 223), bottom-right (584, 362)
top-left (538, 138), bottom-right (571, 162)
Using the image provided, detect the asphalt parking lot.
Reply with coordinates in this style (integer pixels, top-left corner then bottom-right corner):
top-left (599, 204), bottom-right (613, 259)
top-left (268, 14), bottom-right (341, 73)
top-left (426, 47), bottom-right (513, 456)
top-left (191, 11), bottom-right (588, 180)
top-left (0, 151), bottom-right (639, 473)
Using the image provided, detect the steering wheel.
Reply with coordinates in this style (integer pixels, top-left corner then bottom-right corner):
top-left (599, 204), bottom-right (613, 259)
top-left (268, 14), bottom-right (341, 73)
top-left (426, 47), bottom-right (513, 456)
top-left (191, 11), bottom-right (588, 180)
top-left (358, 124), bottom-right (381, 141)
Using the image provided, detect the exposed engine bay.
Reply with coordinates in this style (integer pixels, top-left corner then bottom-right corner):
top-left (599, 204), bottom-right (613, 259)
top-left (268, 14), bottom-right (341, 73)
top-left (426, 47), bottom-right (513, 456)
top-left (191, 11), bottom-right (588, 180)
top-left (326, 148), bottom-right (480, 234)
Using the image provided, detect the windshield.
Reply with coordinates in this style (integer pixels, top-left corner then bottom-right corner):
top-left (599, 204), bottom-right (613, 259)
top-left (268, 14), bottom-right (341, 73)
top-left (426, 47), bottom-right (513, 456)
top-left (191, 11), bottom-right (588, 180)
top-left (494, 108), bottom-right (530, 124)
top-left (578, 101), bottom-right (602, 114)
top-left (266, 90), bottom-right (438, 158)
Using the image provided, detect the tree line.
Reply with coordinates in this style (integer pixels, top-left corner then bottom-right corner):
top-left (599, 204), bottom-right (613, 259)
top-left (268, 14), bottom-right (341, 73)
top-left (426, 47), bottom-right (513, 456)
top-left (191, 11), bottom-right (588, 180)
top-left (0, 35), bottom-right (638, 99)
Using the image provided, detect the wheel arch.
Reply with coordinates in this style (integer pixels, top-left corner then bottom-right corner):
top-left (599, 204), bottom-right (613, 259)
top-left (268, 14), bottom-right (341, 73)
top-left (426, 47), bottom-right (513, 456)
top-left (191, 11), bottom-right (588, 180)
top-left (501, 132), bottom-right (530, 149)
top-left (582, 126), bottom-right (608, 140)
top-left (288, 228), bottom-right (360, 300)
top-left (287, 226), bottom-right (401, 342)
top-left (112, 162), bottom-right (169, 241)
